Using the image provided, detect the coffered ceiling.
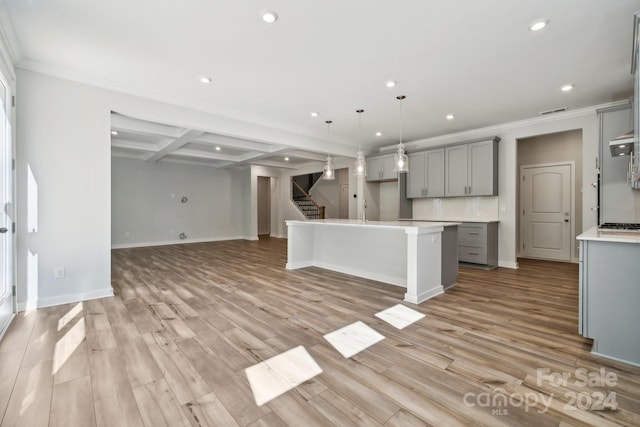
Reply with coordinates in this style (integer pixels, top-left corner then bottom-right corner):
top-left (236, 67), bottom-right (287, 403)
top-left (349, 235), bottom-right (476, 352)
top-left (2, 1), bottom-right (640, 169)
top-left (110, 113), bottom-right (333, 169)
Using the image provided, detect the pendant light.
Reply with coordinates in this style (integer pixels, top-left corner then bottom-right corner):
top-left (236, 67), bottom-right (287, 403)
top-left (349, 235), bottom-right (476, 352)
top-left (322, 120), bottom-right (336, 181)
top-left (394, 95), bottom-right (409, 173)
top-left (354, 109), bottom-right (367, 177)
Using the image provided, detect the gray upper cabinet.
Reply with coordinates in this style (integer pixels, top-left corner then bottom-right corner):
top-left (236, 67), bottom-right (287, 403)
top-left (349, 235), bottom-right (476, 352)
top-left (406, 148), bottom-right (444, 198)
top-left (366, 154), bottom-right (397, 182)
top-left (445, 138), bottom-right (498, 197)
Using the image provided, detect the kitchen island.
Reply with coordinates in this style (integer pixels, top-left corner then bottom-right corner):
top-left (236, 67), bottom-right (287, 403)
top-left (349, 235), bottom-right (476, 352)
top-left (577, 227), bottom-right (640, 367)
top-left (285, 219), bottom-right (459, 304)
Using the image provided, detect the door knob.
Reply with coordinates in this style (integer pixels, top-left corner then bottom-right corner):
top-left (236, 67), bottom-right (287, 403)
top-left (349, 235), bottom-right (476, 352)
top-left (0, 227), bottom-right (7, 233)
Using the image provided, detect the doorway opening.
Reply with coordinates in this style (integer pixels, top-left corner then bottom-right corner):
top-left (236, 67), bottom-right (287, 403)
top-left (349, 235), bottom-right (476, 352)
top-left (517, 130), bottom-right (582, 263)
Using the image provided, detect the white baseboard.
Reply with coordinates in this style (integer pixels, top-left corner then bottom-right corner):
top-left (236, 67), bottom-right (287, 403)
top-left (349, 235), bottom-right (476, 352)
top-left (18, 287), bottom-right (114, 312)
top-left (313, 261), bottom-right (406, 287)
top-left (111, 235), bottom-right (247, 249)
top-left (404, 286), bottom-right (444, 304)
top-left (498, 260), bottom-right (519, 269)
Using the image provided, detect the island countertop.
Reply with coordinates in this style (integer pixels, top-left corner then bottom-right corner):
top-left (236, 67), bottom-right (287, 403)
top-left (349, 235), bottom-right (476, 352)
top-left (286, 219), bottom-right (460, 232)
top-left (577, 226), bottom-right (640, 244)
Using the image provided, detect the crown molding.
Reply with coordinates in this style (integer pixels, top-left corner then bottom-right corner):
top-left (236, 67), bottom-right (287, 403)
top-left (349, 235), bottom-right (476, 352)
top-left (379, 99), bottom-right (630, 152)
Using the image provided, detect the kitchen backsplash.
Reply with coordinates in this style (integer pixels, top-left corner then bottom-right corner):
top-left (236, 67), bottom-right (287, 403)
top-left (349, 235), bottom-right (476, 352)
top-left (412, 196), bottom-right (500, 221)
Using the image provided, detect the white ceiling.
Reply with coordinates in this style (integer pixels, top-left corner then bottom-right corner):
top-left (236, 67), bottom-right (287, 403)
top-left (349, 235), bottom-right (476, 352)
top-left (3, 1), bottom-right (640, 168)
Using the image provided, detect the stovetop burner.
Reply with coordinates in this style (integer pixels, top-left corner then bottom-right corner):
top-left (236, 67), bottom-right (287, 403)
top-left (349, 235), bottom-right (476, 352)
top-left (599, 222), bottom-right (640, 231)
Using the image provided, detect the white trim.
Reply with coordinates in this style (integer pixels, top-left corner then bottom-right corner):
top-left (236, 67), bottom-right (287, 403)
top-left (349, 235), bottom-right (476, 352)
top-left (111, 235), bottom-right (247, 249)
top-left (591, 351), bottom-right (640, 369)
top-left (404, 286), bottom-right (443, 304)
top-left (18, 287), bottom-right (114, 312)
top-left (381, 100), bottom-right (629, 153)
top-left (498, 260), bottom-right (519, 269)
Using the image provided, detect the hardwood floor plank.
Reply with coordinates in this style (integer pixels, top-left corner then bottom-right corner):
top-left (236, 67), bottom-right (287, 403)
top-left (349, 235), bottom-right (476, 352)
top-left (89, 348), bottom-right (144, 427)
top-left (112, 322), bottom-right (163, 388)
top-left (1, 360), bottom-right (53, 427)
top-left (0, 350), bottom-right (22, 423)
top-left (143, 330), bottom-right (211, 405)
top-left (132, 378), bottom-right (192, 427)
top-left (182, 392), bottom-right (240, 427)
top-left (175, 337), bottom-right (272, 426)
top-left (385, 409), bottom-right (431, 427)
top-left (49, 375), bottom-right (96, 427)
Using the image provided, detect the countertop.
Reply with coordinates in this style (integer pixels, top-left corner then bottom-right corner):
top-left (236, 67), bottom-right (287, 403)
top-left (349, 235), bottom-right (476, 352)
top-left (403, 217), bottom-right (500, 223)
top-left (577, 226), bottom-right (640, 244)
top-left (286, 219), bottom-right (460, 231)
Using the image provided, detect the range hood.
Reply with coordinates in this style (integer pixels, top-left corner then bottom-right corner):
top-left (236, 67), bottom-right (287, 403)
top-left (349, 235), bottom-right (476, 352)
top-left (609, 131), bottom-right (634, 157)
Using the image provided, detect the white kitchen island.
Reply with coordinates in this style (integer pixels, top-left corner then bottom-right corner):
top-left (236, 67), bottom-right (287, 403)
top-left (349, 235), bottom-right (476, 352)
top-left (285, 219), bottom-right (459, 304)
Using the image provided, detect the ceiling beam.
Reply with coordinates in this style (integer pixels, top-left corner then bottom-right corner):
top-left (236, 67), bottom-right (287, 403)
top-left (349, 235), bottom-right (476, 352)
top-left (193, 133), bottom-right (280, 153)
top-left (282, 150), bottom-right (328, 162)
top-left (111, 113), bottom-right (184, 138)
top-left (170, 148), bottom-right (238, 162)
top-left (111, 138), bottom-right (159, 152)
top-left (145, 129), bottom-right (205, 162)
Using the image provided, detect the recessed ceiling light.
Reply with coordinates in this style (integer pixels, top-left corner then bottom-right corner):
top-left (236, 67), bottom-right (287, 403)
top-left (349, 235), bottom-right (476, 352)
top-left (530, 20), bottom-right (548, 31)
top-left (284, 157), bottom-right (290, 161)
top-left (375, 132), bottom-right (382, 137)
top-left (200, 77), bottom-right (212, 84)
top-left (311, 112), bottom-right (319, 117)
top-left (561, 84), bottom-right (574, 92)
top-left (215, 146), bottom-right (221, 151)
top-left (111, 130), bottom-right (118, 136)
top-left (386, 80), bottom-right (397, 88)
top-left (262, 11), bottom-right (278, 23)
top-left (446, 114), bottom-right (455, 120)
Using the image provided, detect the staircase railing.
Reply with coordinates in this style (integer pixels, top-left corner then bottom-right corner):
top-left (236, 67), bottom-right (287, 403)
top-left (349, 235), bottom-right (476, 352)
top-left (292, 179), bottom-right (326, 219)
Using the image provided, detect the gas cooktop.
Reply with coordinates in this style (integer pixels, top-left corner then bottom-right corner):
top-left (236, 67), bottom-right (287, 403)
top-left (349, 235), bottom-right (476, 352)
top-left (599, 223), bottom-right (640, 231)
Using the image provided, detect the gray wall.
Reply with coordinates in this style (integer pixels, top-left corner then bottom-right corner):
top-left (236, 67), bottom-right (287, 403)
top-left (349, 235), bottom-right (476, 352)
top-left (111, 157), bottom-right (246, 247)
top-left (517, 129), bottom-right (583, 257)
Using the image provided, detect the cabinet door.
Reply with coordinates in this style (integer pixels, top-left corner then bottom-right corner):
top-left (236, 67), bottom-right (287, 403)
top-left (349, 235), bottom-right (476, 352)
top-left (425, 148), bottom-right (444, 197)
top-left (381, 154), bottom-right (397, 180)
top-left (406, 152), bottom-right (425, 198)
top-left (468, 140), bottom-right (497, 196)
top-left (366, 156), bottom-right (382, 181)
top-left (445, 145), bottom-right (468, 197)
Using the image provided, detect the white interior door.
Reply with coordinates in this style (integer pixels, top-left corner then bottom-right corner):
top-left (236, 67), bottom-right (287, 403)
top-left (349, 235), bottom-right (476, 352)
top-left (521, 164), bottom-right (571, 261)
top-left (0, 77), bottom-right (14, 338)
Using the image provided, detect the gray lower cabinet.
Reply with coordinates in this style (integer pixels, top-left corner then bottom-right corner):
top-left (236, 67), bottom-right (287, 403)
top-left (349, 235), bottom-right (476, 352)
top-left (458, 222), bottom-right (498, 268)
top-left (579, 238), bottom-right (640, 366)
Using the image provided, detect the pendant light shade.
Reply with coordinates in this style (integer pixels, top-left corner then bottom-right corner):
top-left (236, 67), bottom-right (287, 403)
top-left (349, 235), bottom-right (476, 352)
top-left (354, 109), bottom-right (367, 177)
top-left (394, 96), bottom-right (409, 173)
top-left (322, 121), bottom-right (335, 180)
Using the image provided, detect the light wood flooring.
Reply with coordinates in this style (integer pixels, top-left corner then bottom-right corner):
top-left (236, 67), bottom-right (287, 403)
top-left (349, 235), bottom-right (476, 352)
top-left (1, 237), bottom-right (640, 426)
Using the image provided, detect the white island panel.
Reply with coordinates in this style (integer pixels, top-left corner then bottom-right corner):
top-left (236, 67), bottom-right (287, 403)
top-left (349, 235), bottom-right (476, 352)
top-left (286, 219), bottom-right (452, 304)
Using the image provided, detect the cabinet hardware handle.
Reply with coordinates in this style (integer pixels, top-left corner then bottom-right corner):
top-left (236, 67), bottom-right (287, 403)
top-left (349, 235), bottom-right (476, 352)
top-left (468, 232), bottom-right (479, 235)
top-left (468, 252), bottom-right (479, 255)
top-left (468, 185), bottom-right (471, 194)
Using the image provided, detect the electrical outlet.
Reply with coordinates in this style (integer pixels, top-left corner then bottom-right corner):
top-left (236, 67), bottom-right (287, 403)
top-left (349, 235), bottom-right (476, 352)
top-left (124, 232), bottom-right (130, 239)
top-left (54, 267), bottom-right (65, 279)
